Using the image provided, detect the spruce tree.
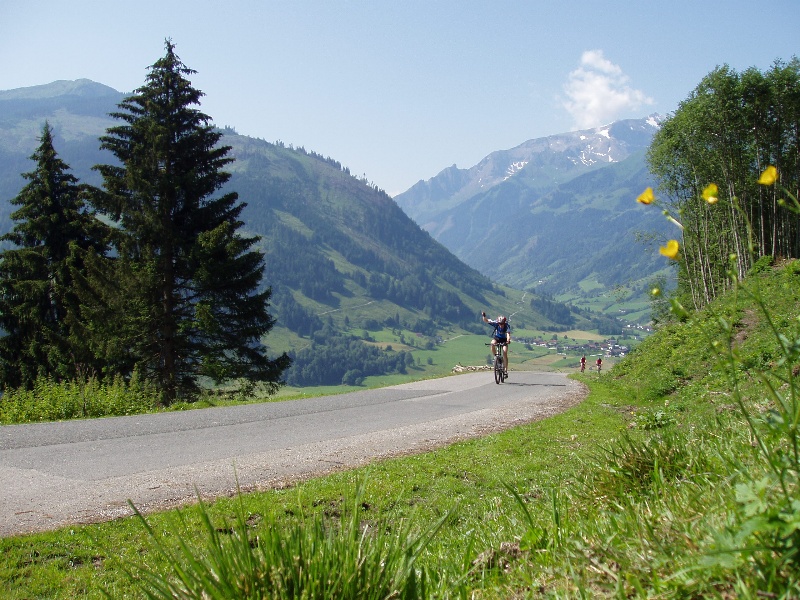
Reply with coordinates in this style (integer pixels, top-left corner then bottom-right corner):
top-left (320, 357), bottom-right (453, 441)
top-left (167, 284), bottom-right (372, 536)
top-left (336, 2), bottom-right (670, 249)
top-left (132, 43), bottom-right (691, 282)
top-left (92, 40), bottom-right (289, 403)
top-left (0, 123), bottom-right (107, 389)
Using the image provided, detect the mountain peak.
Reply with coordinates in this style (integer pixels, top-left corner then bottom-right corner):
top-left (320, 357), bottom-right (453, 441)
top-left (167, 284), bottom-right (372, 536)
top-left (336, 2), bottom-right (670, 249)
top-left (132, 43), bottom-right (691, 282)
top-left (393, 114), bottom-right (671, 303)
top-left (0, 79), bottom-right (121, 101)
top-left (395, 115), bottom-right (663, 222)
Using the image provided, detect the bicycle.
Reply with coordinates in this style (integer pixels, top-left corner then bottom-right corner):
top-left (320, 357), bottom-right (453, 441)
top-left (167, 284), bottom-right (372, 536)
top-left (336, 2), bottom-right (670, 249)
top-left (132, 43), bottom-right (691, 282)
top-left (486, 342), bottom-right (508, 384)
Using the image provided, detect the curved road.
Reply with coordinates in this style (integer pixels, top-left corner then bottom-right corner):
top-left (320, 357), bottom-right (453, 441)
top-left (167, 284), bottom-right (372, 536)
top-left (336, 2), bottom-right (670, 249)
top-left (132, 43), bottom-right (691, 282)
top-left (0, 371), bottom-right (585, 537)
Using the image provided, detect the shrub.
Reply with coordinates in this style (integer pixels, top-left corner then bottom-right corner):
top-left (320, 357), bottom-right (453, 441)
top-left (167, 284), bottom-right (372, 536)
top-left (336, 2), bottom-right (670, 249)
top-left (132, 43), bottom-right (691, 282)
top-left (586, 426), bottom-right (714, 499)
top-left (749, 254), bottom-right (774, 275)
top-left (634, 406), bottom-right (677, 430)
top-left (0, 372), bottom-right (159, 424)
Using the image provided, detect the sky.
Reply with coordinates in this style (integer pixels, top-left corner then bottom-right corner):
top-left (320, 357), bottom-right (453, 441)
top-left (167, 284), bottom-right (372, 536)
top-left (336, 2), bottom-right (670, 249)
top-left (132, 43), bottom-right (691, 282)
top-left (1, 1), bottom-right (798, 196)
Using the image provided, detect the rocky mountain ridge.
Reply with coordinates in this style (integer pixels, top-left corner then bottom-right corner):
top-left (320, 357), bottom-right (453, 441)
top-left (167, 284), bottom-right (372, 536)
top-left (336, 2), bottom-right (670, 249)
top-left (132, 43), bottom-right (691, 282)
top-left (394, 115), bottom-right (672, 302)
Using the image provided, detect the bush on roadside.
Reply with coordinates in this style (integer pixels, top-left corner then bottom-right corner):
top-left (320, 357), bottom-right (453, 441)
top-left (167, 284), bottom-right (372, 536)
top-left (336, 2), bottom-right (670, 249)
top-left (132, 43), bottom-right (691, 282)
top-left (0, 370), bottom-right (159, 424)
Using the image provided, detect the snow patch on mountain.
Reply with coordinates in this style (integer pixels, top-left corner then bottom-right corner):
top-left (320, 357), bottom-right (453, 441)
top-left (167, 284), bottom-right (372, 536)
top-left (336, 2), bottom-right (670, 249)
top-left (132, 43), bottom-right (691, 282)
top-left (395, 114), bottom-right (666, 222)
top-left (646, 115), bottom-right (662, 128)
top-left (504, 161), bottom-right (528, 180)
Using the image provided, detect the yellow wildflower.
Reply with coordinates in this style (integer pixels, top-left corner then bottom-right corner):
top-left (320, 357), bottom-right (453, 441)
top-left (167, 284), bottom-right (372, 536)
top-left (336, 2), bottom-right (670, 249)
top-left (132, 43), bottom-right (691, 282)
top-left (758, 166), bottom-right (778, 185)
top-left (637, 187), bottom-right (655, 204)
top-left (659, 239), bottom-right (680, 260)
top-left (702, 183), bottom-right (718, 204)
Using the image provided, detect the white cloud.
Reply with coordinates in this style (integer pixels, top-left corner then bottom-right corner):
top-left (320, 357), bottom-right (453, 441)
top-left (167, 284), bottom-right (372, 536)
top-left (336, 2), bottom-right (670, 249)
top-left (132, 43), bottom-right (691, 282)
top-left (561, 50), bottom-right (653, 129)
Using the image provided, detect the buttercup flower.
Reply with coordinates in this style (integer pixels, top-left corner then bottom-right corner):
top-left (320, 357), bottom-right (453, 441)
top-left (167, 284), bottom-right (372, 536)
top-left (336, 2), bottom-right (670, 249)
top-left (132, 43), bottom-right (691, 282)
top-left (702, 183), bottom-right (718, 204)
top-left (659, 239), bottom-right (680, 259)
top-left (758, 166), bottom-right (778, 185)
top-left (637, 187), bottom-right (655, 205)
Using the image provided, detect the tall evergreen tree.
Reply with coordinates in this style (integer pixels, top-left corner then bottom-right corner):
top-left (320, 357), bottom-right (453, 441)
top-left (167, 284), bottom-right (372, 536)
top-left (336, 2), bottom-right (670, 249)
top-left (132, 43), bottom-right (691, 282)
top-left (91, 40), bottom-right (289, 403)
top-left (0, 123), bottom-right (107, 389)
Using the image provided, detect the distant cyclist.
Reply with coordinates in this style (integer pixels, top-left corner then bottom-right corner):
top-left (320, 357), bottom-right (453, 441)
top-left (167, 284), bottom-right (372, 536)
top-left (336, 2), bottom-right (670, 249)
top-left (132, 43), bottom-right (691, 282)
top-left (482, 311), bottom-right (511, 375)
top-left (596, 356), bottom-right (603, 373)
top-left (580, 355), bottom-right (586, 373)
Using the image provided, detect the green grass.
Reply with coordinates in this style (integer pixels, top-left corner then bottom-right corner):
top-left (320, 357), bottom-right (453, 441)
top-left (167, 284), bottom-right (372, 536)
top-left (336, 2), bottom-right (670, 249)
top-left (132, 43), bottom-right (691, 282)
top-left (576, 274), bottom-right (605, 293)
top-left (1, 379), bottom-right (618, 599)
top-left (3, 262), bottom-right (800, 597)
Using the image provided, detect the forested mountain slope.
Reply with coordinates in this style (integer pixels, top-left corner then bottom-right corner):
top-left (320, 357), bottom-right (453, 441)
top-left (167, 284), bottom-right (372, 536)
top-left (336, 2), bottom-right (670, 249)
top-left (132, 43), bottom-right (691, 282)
top-left (395, 118), bottom-right (675, 298)
top-left (0, 79), bottom-right (569, 387)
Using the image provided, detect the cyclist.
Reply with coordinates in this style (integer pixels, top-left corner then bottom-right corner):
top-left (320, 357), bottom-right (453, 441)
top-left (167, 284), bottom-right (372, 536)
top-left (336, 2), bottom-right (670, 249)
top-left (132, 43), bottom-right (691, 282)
top-left (596, 356), bottom-right (603, 373)
top-left (482, 311), bottom-right (511, 375)
top-left (580, 355), bottom-right (586, 372)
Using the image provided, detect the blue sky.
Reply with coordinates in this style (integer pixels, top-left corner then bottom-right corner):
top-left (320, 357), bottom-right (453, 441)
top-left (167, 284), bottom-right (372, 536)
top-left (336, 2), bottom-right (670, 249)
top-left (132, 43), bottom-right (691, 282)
top-left (1, 1), bottom-right (798, 195)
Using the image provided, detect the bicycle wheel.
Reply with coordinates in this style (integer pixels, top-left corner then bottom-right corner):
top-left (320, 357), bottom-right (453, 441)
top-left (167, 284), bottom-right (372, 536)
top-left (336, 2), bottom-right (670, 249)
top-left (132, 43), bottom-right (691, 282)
top-left (494, 356), bottom-right (502, 384)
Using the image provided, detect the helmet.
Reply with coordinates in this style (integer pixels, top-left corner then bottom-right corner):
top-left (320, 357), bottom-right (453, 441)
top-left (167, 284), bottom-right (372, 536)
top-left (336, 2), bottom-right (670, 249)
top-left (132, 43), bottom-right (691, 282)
top-left (498, 315), bottom-right (506, 323)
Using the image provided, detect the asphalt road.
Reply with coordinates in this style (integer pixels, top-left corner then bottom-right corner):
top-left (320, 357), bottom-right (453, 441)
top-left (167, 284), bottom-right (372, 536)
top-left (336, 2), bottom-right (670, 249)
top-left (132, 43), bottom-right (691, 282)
top-left (0, 371), bottom-right (585, 537)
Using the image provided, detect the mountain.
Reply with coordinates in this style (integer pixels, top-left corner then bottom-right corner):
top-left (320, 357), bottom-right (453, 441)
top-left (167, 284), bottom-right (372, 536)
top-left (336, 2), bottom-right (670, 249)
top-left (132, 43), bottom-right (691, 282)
top-left (1, 79), bottom-right (582, 387)
top-left (0, 81), bottom-right (493, 315)
top-left (0, 79), bottom-right (125, 233)
top-left (394, 117), bottom-right (674, 299)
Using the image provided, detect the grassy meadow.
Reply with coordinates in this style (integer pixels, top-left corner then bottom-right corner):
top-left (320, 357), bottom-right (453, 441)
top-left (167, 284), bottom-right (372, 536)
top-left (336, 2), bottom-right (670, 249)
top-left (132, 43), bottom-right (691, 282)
top-left (2, 261), bottom-right (800, 597)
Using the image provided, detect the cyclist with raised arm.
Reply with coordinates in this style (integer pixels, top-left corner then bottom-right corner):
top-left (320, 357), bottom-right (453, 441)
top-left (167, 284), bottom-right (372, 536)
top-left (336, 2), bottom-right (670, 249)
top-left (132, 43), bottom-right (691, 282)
top-left (482, 311), bottom-right (511, 376)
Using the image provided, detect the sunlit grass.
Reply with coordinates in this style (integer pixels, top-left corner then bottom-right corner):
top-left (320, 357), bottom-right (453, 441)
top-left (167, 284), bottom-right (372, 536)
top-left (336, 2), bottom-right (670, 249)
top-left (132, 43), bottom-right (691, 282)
top-left (5, 262), bottom-right (799, 597)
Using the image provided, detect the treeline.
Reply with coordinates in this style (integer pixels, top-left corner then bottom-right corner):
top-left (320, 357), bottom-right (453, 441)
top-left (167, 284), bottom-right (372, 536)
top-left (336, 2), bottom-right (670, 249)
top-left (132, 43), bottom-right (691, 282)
top-left (269, 286), bottom-right (324, 338)
top-left (270, 286), bottom-right (443, 386)
top-left (362, 271), bottom-right (471, 323)
top-left (581, 311), bottom-right (626, 336)
top-left (530, 294), bottom-right (574, 326)
top-left (529, 293), bottom-right (625, 335)
top-left (286, 325), bottom-right (415, 387)
top-left (648, 58), bottom-right (800, 309)
top-left (262, 226), bottom-right (345, 303)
